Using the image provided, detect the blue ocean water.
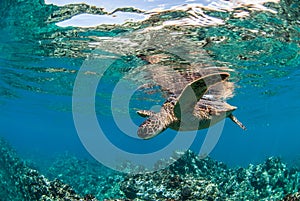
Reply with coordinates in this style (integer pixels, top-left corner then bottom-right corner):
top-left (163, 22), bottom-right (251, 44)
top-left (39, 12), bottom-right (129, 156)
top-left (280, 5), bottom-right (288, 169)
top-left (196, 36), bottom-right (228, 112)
top-left (0, 0), bottom-right (299, 176)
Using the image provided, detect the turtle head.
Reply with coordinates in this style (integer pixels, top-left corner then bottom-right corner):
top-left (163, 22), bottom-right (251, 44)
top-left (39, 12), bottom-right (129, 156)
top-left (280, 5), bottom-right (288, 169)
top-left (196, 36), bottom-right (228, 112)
top-left (137, 111), bottom-right (169, 139)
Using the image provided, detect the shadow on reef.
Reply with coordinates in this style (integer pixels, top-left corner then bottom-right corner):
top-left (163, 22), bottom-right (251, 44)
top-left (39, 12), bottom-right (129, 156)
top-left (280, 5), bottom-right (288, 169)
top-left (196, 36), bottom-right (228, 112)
top-left (0, 137), bottom-right (300, 201)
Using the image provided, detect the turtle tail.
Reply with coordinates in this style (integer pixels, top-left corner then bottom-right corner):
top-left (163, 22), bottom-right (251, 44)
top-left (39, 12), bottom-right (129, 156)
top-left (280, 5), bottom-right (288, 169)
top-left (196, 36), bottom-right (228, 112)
top-left (229, 114), bottom-right (247, 130)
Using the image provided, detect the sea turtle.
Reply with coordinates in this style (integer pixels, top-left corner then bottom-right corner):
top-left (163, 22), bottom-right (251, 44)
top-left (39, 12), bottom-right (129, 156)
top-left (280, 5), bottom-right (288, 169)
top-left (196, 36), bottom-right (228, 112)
top-left (137, 72), bottom-right (246, 139)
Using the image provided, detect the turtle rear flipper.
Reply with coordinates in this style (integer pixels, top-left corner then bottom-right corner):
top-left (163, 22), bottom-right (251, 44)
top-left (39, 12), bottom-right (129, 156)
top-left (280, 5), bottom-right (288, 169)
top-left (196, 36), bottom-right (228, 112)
top-left (229, 114), bottom-right (247, 130)
top-left (174, 72), bottom-right (230, 117)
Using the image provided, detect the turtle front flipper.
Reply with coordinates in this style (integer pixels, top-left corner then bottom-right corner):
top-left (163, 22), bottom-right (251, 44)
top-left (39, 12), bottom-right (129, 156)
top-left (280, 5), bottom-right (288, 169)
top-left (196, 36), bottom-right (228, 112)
top-left (229, 114), bottom-right (247, 130)
top-left (174, 72), bottom-right (230, 117)
top-left (137, 110), bottom-right (155, 117)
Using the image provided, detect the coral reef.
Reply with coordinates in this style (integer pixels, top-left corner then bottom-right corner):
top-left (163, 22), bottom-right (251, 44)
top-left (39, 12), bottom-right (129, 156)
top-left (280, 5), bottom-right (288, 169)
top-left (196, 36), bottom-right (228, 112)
top-left (282, 191), bottom-right (300, 201)
top-left (0, 138), bottom-right (93, 200)
top-left (1, 137), bottom-right (299, 201)
top-left (45, 153), bottom-right (125, 200)
top-left (120, 151), bottom-right (300, 201)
